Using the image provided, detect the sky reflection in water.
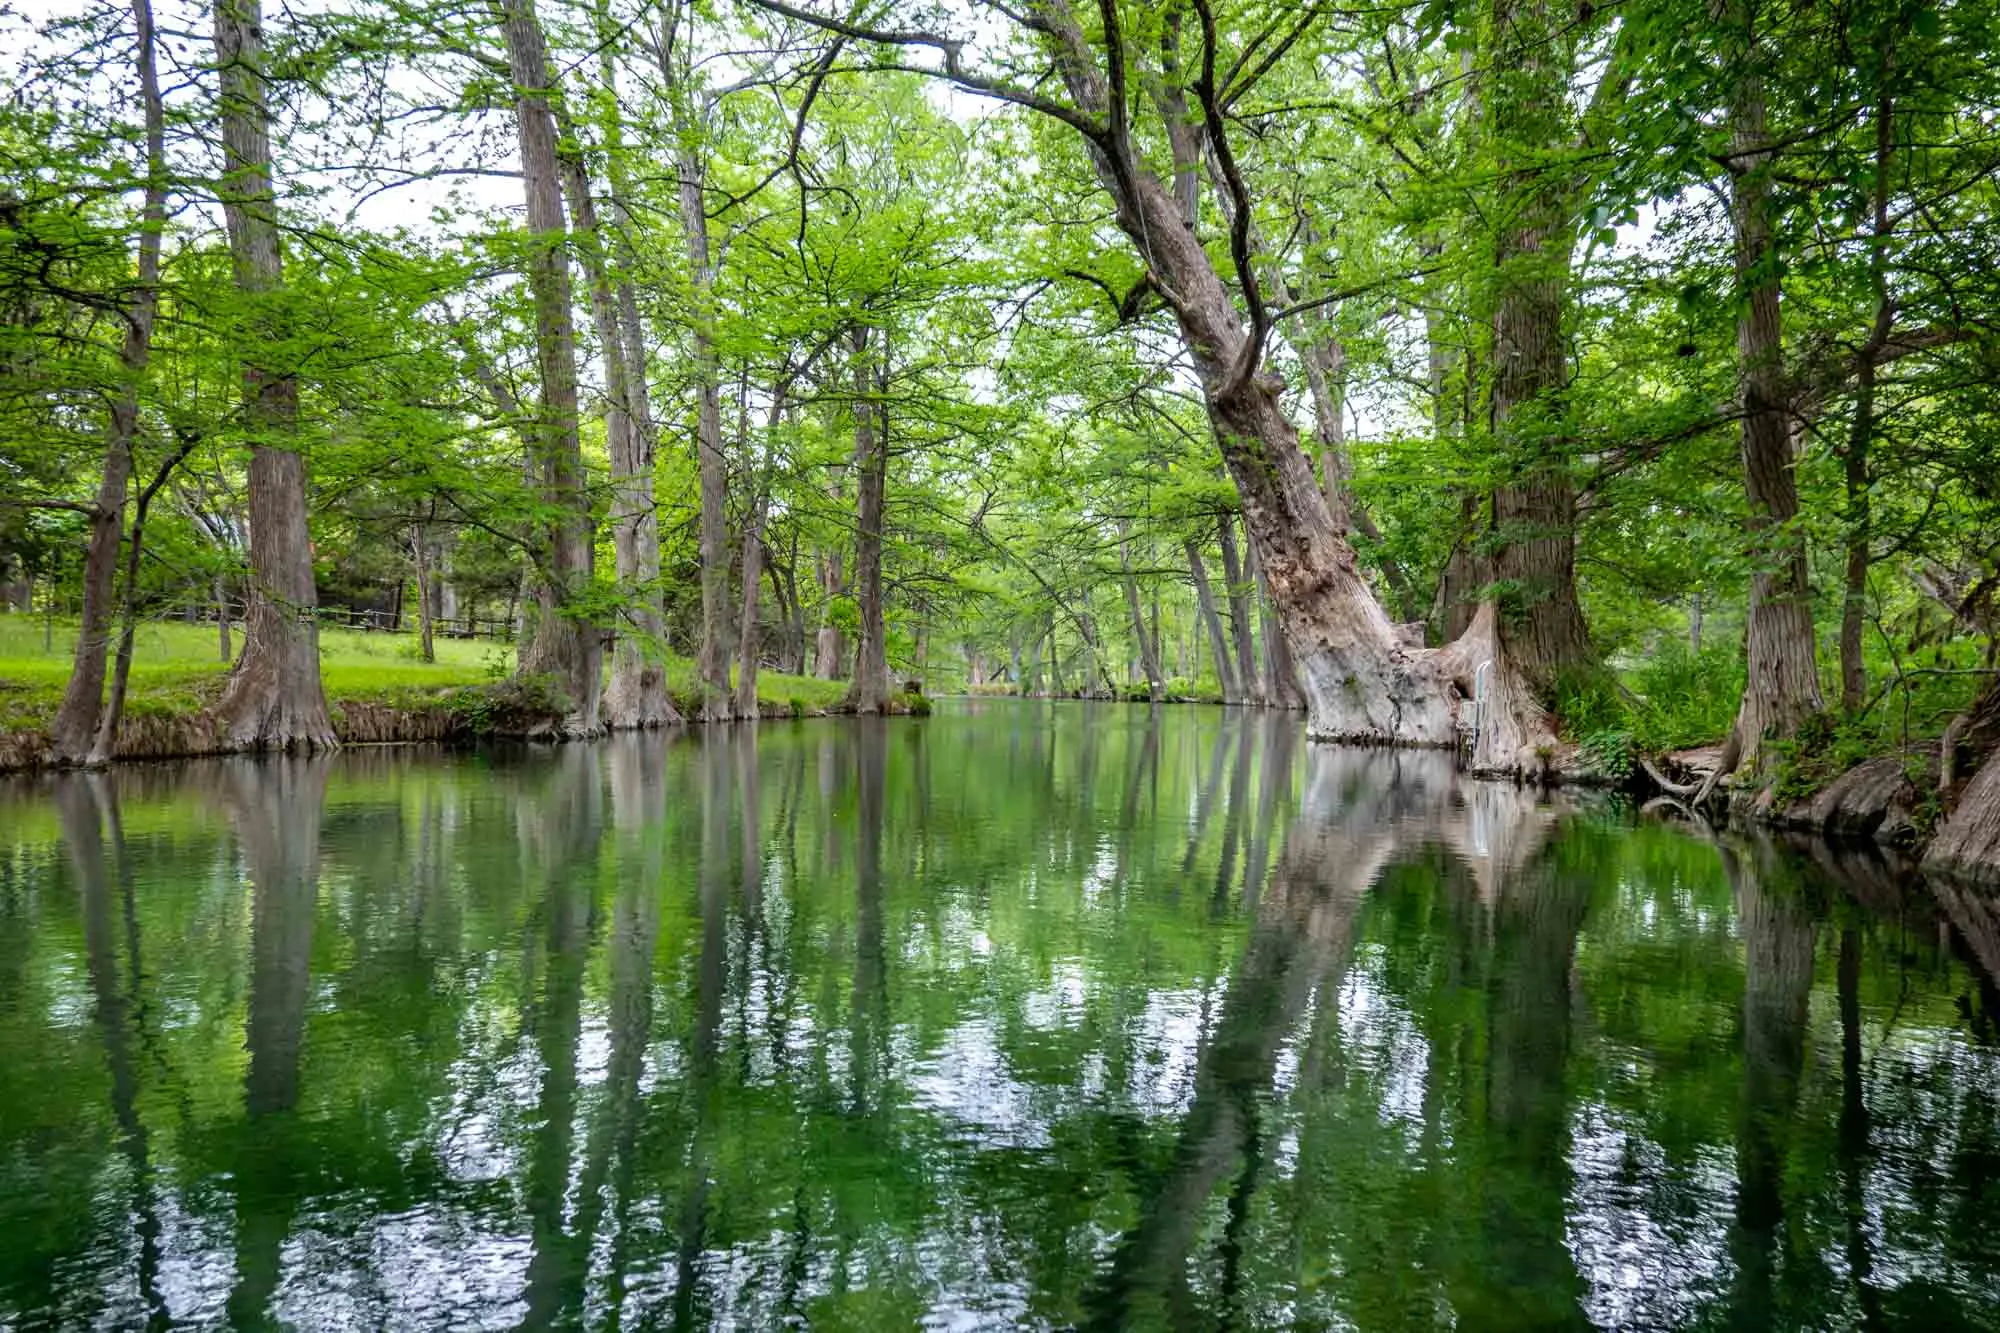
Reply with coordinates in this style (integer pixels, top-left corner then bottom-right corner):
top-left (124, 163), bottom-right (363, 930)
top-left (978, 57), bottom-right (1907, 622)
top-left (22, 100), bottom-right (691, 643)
top-left (1, 700), bottom-right (1998, 1330)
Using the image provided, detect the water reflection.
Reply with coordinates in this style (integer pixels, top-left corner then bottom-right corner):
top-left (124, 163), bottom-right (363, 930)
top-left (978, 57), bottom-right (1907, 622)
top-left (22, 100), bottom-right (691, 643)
top-left (1, 703), bottom-right (1998, 1329)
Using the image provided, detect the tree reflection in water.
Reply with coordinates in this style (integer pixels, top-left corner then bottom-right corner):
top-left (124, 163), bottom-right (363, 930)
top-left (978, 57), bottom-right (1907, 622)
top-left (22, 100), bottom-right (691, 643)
top-left (3, 702), bottom-right (1999, 1329)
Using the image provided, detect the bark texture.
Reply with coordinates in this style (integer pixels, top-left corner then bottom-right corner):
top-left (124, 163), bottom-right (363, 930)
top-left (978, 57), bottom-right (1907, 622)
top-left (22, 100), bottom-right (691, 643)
top-left (211, 0), bottom-right (336, 752)
top-left (1718, 7), bottom-right (1823, 777)
top-left (502, 0), bottom-right (602, 734)
top-left (1250, 543), bottom-right (1305, 710)
top-left (1928, 678), bottom-right (2000, 882)
top-left (1482, 0), bottom-right (1594, 696)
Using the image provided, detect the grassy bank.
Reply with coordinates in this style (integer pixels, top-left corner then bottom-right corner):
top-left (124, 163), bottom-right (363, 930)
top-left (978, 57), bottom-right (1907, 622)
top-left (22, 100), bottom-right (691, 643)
top-left (0, 616), bottom-right (853, 748)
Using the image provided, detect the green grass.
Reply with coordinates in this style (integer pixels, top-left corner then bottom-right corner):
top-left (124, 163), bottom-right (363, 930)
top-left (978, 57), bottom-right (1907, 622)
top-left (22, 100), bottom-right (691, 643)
top-left (0, 614), bottom-right (851, 733)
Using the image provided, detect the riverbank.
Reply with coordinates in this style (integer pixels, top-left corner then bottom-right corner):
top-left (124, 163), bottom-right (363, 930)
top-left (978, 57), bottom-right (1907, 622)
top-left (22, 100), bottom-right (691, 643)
top-left (0, 619), bottom-right (864, 772)
top-left (1640, 722), bottom-right (2000, 887)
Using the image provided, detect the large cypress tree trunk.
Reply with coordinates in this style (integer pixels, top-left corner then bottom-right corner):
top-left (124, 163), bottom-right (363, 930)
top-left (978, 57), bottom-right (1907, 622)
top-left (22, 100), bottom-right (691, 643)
top-left (501, 0), bottom-right (602, 734)
top-left (843, 329), bottom-right (891, 713)
top-left (1250, 543), bottom-right (1305, 710)
top-left (1716, 3), bottom-right (1822, 779)
top-left (1927, 677), bottom-right (2000, 882)
top-left (1482, 0), bottom-right (1594, 697)
top-left (211, 0), bottom-right (336, 752)
top-left (50, 0), bottom-right (167, 763)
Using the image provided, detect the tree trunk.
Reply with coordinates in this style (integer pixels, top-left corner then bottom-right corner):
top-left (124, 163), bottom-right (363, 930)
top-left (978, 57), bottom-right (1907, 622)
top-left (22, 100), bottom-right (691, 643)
top-left (1717, 5), bottom-right (1822, 778)
top-left (49, 0), bottom-right (167, 763)
top-left (677, 141), bottom-right (732, 709)
top-left (813, 545), bottom-right (846, 679)
top-left (1279, 251), bottom-right (1425, 626)
top-left (89, 432), bottom-right (198, 766)
top-left (1119, 526), bottom-right (1163, 699)
top-left (1840, 93), bottom-right (1895, 717)
top-left (1251, 542), bottom-right (1305, 710)
top-left (734, 392), bottom-right (784, 719)
top-left (843, 328), bottom-right (891, 713)
top-left (211, 0), bottom-right (336, 752)
top-left (501, 0), bottom-right (602, 735)
top-left (734, 495), bottom-right (767, 719)
top-left (412, 526), bottom-right (435, 664)
top-left (217, 576), bottom-right (233, 661)
top-left (1216, 513), bottom-right (1260, 703)
top-left (1482, 0), bottom-right (1594, 697)
top-left (1186, 537), bottom-right (1241, 704)
top-left (1928, 677), bottom-right (2000, 882)
top-left (557, 95), bottom-right (674, 728)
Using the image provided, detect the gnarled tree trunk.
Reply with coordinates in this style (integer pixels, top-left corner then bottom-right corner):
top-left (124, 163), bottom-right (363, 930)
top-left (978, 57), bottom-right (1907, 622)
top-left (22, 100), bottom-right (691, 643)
top-left (1250, 542), bottom-right (1304, 711)
top-left (1928, 676), bottom-right (2000, 882)
top-left (211, 0), bottom-right (336, 752)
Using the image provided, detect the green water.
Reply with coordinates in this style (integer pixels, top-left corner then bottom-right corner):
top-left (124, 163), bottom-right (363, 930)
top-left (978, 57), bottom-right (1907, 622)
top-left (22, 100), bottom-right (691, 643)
top-left (1, 702), bottom-right (1997, 1331)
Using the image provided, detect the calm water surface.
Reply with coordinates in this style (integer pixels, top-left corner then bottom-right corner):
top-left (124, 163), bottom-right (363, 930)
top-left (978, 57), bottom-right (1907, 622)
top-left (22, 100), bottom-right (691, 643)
top-left (2, 701), bottom-right (1998, 1330)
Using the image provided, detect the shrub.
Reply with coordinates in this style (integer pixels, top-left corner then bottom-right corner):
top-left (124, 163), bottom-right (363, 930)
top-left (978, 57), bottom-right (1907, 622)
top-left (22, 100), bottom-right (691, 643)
top-left (1577, 728), bottom-right (1635, 783)
top-left (447, 673), bottom-right (569, 735)
top-left (1624, 641), bottom-right (1746, 752)
top-left (1552, 666), bottom-right (1628, 739)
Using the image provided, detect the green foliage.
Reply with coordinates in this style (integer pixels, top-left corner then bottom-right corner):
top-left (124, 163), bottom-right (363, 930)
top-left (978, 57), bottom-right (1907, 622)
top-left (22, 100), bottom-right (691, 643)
top-left (1768, 712), bottom-right (1880, 806)
top-left (1577, 729), bottom-right (1637, 783)
top-left (443, 673), bottom-right (570, 735)
top-left (1551, 667), bottom-right (1629, 740)
top-left (1623, 643), bottom-right (1750, 753)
